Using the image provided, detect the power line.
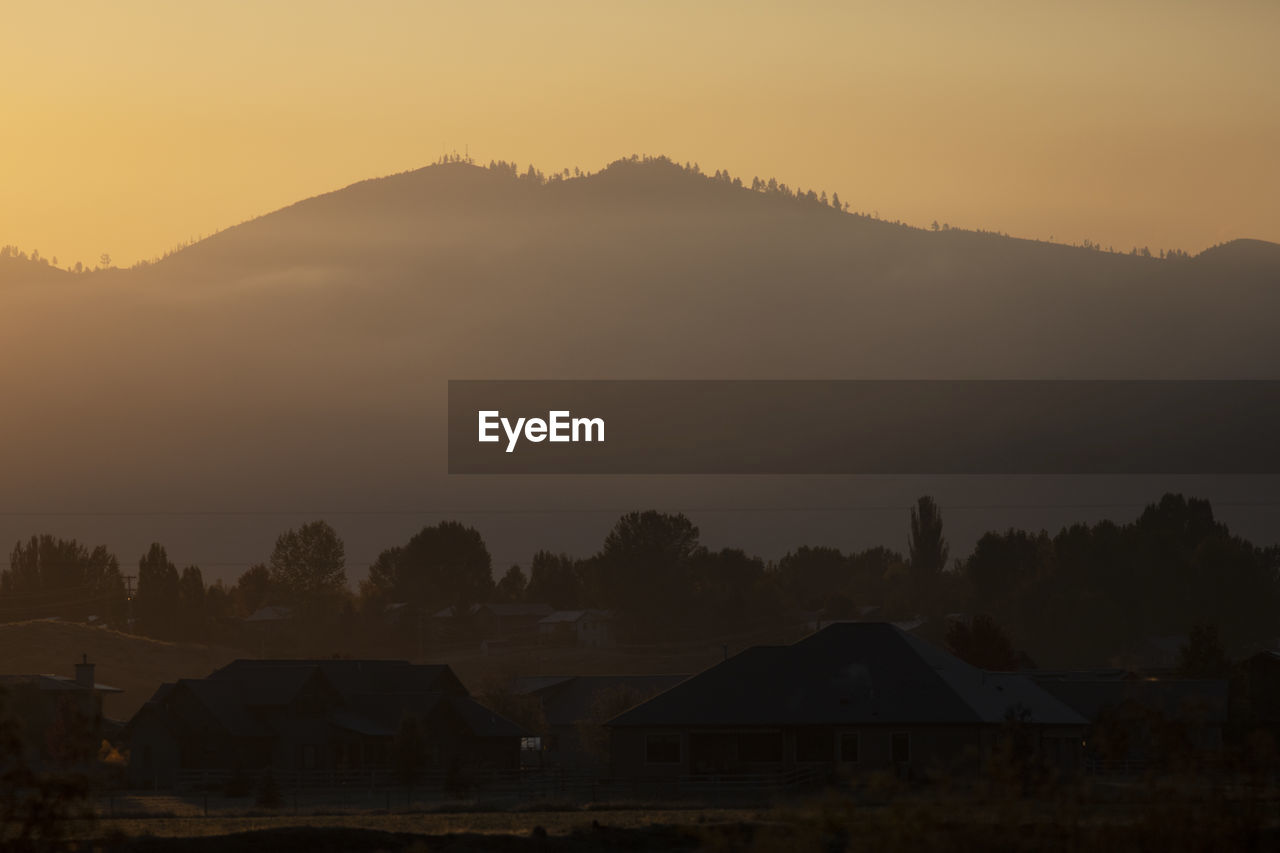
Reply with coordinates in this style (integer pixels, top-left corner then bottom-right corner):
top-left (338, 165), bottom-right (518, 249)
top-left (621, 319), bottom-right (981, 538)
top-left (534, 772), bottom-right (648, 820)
top-left (0, 502), bottom-right (1276, 519)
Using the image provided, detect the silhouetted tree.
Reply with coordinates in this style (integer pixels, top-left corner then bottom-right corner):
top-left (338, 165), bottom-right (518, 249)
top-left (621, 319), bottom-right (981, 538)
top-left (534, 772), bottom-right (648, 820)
top-left (233, 564), bottom-right (276, 616)
top-left (1, 686), bottom-right (93, 846)
top-left (1177, 624), bottom-right (1230, 678)
top-left (909, 496), bottom-right (949, 577)
top-left (496, 564), bottom-right (527, 602)
top-left (962, 528), bottom-right (1048, 628)
top-left (177, 565), bottom-right (205, 641)
top-left (596, 511), bottom-right (699, 638)
top-left (268, 520), bottom-right (346, 601)
top-left (525, 551), bottom-right (584, 609)
top-left (368, 521), bottom-right (494, 614)
top-left (947, 615), bottom-right (1019, 670)
top-left (778, 546), bottom-right (849, 611)
top-left (689, 547), bottom-right (772, 635)
top-left (136, 544), bottom-right (181, 639)
top-left (2, 535), bottom-right (124, 625)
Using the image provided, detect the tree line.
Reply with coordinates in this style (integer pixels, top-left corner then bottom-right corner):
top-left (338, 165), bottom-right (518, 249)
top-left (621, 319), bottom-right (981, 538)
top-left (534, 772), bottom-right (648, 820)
top-left (0, 493), bottom-right (1275, 667)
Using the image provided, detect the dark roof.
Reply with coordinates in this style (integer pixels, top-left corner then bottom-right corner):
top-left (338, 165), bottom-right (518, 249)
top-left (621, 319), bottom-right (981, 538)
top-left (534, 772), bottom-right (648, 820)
top-left (433, 602), bottom-right (555, 619)
top-left (514, 674), bottom-right (689, 726)
top-left (174, 679), bottom-right (271, 737)
top-left (244, 605), bottom-right (293, 623)
top-left (208, 659), bottom-right (466, 698)
top-left (128, 658), bottom-right (518, 742)
top-left (609, 623), bottom-right (1086, 728)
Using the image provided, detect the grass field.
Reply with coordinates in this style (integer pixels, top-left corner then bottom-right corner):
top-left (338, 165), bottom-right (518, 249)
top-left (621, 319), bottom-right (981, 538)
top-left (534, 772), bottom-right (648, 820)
top-left (79, 790), bottom-right (1280, 852)
top-left (95, 805), bottom-right (763, 839)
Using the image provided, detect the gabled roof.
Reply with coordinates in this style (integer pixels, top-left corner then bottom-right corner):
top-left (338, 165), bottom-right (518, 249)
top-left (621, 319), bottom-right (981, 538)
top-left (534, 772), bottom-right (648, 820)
top-left (244, 605), bottom-right (293, 623)
top-left (173, 679), bottom-right (271, 737)
top-left (207, 659), bottom-right (466, 698)
top-left (433, 602), bottom-right (555, 619)
top-left (609, 623), bottom-right (1086, 728)
top-left (128, 658), bottom-right (521, 743)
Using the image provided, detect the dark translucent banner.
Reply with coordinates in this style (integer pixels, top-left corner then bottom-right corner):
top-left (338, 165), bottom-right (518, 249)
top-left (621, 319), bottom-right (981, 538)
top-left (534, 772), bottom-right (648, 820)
top-left (447, 380), bottom-right (1280, 474)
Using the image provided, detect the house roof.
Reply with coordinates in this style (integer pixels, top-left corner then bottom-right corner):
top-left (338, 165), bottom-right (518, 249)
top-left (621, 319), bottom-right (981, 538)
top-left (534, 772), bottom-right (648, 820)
top-left (514, 674), bottom-right (689, 726)
top-left (0, 673), bottom-right (123, 693)
top-left (609, 623), bottom-right (1086, 728)
top-left (433, 602), bottom-right (555, 619)
top-left (244, 605), bottom-right (293, 623)
top-left (129, 658), bottom-right (520, 742)
top-left (174, 679), bottom-right (271, 737)
top-left (207, 659), bottom-right (466, 698)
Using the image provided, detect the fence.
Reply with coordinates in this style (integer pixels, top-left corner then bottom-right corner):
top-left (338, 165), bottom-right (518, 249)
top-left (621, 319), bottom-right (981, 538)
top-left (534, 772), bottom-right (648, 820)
top-left (148, 765), bottom-right (826, 810)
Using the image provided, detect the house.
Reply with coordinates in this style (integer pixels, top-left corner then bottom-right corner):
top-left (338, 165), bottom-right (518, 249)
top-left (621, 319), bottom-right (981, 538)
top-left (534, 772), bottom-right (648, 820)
top-left (1032, 669), bottom-right (1227, 771)
top-left (125, 659), bottom-right (525, 789)
top-left (431, 602), bottom-right (554, 644)
top-left (607, 623), bottom-right (1086, 783)
top-left (241, 605), bottom-right (294, 654)
top-left (513, 674), bottom-right (688, 767)
top-left (0, 656), bottom-right (122, 764)
top-left (537, 610), bottom-right (617, 648)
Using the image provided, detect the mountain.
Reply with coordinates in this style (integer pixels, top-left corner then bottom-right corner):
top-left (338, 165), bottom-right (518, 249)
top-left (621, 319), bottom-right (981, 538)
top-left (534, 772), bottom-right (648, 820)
top-left (1, 156), bottom-right (1277, 577)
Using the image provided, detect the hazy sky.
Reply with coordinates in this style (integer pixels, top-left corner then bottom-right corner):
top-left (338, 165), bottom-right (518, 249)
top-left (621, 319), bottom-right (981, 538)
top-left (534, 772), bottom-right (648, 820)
top-left (4, 0), bottom-right (1277, 267)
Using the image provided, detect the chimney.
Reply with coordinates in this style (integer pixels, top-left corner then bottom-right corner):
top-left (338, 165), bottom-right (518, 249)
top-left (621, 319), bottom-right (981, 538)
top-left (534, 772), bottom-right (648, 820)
top-left (75, 653), bottom-right (95, 689)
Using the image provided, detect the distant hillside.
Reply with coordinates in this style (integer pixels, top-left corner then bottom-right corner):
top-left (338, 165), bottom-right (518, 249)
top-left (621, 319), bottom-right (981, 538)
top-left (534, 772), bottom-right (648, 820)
top-left (0, 620), bottom-right (234, 720)
top-left (0, 155), bottom-right (1277, 581)
top-left (0, 253), bottom-right (71, 286)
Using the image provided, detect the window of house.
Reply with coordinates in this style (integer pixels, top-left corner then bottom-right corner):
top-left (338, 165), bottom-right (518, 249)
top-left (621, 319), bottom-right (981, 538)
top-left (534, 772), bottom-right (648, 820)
top-left (795, 729), bottom-right (834, 763)
top-left (646, 733), bottom-right (681, 763)
top-left (737, 732), bottom-right (783, 763)
top-left (839, 732), bottom-right (860, 763)
top-left (521, 736), bottom-right (542, 751)
top-left (892, 732), bottom-right (910, 764)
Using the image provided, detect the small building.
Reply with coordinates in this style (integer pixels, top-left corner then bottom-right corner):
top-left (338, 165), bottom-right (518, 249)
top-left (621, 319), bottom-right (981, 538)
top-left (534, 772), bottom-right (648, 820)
top-left (607, 623), bottom-right (1086, 783)
top-left (513, 674), bottom-right (688, 767)
top-left (432, 602), bottom-right (554, 644)
top-left (241, 605), bottom-right (294, 655)
top-left (125, 658), bottom-right (525, 789)
top-left (0, 656), bottom-right (122, 764)
top-left (537, 610), bottom-right (617, 648)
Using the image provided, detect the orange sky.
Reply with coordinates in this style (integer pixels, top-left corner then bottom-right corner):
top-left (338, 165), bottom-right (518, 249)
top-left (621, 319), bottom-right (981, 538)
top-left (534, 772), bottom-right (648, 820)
top-left (3, 0), bottom-right (1277, 267)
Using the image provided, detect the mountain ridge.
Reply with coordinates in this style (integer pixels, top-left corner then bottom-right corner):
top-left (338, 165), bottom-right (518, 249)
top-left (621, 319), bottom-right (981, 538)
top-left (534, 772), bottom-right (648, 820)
top-left (0, 155), bottom-right (1276, 579)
